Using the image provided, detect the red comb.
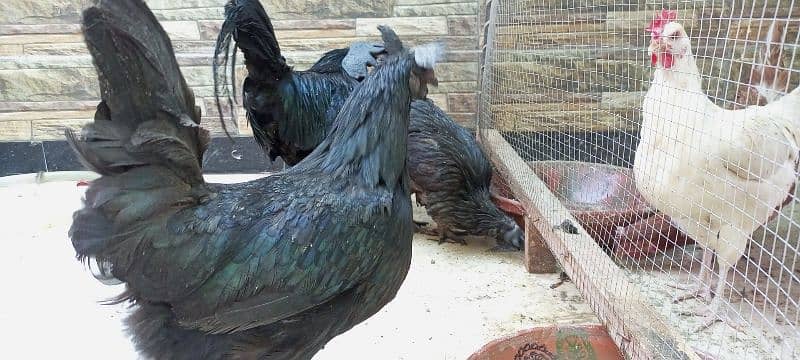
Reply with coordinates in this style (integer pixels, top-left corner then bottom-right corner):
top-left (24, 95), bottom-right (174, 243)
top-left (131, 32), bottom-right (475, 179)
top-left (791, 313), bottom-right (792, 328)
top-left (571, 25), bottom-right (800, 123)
top-left (646, 9), bottom-right (678, 39)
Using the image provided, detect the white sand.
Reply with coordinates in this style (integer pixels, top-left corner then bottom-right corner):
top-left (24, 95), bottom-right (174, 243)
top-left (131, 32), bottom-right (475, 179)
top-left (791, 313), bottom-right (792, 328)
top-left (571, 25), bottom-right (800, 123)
top-left (0, 176), bottom-right (596, 360)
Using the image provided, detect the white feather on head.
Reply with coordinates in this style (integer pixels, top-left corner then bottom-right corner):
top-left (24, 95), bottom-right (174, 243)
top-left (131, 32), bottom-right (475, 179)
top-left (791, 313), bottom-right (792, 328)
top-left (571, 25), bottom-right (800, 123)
top-left (412, 42), bottom-right (444, 70)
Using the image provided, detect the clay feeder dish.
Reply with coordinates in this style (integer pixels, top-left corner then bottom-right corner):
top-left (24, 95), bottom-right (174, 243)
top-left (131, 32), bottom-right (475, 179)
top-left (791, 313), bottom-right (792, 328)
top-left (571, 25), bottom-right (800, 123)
top-left (467, 324), bottom-right (623, 360)
top-left (488, 160), bottom-right (695, 259)
top-left (528, 161), bottom-right (653, 249)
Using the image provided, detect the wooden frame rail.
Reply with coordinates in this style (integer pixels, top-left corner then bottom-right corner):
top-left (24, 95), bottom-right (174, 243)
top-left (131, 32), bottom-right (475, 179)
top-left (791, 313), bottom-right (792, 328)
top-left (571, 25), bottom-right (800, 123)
top-left (478, 128), bottom-right (700, 360)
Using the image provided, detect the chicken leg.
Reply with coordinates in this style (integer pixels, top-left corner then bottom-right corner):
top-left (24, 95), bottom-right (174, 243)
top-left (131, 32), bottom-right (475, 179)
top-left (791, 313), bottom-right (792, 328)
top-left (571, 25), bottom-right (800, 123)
top-left (440, 227), bottom-right (469, 245)
top-left (680, 262), bottom-right (745, 333)
top-left (679, 227), bottom-right (748, 332)
top-left (414, 222), bottom-right (469, 245)
top-left (670, 247), bottom-right (714, 303)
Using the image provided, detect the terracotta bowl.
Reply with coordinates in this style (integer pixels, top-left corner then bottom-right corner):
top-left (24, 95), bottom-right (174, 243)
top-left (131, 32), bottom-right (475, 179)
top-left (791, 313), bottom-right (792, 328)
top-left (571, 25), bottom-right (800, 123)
top-left (528, 161), bottom-right (653, 248)
top-left (467, 324), bottom-right (623, 360)
top-left (488, 161), bottom-right (698, 259)
top-left (612, 212), bottom-right (698, 260)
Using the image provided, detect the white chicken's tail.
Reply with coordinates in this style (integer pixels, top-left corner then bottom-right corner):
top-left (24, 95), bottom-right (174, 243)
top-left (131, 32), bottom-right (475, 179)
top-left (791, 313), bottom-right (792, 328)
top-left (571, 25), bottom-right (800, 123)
top-left (771, 87), bottom-right (800, 144)
top-left (768, 85), bottom-right (800, 113)
top-left (783, 86), bottom-right (800, 111)
top-left (781, 87), bottom-right (800, 131)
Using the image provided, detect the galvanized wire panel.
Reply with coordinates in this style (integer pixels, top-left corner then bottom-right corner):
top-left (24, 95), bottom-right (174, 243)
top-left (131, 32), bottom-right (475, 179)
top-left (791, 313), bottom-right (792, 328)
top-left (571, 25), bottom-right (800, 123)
top-left (479, 1), bottom-right (800, 359)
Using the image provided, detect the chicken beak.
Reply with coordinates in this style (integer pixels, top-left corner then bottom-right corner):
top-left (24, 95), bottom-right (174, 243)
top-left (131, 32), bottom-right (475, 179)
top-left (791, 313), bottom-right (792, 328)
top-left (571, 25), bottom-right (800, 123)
top-left (648, 39), bottom-right (660, 66)
top-left (648, 38), bottom-right (659, 52)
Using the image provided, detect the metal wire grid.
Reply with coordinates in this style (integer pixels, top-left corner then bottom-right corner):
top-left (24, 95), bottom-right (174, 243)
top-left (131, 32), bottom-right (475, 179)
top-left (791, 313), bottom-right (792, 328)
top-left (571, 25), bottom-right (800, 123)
top-left (478, 1), bottom-right (800, 359)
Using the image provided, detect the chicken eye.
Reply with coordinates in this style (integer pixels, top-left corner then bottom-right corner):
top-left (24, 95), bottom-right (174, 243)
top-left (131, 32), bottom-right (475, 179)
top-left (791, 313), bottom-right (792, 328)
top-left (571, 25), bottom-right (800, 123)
top-left (669, 32), bottom-right (679, 40)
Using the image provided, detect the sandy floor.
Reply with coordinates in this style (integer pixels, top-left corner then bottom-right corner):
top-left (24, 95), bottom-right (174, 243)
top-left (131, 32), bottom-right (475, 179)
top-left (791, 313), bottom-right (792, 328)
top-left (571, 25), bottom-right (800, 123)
top-left (0, 175), bottom-right (597, 360)
top-left (622, 246), bottom-right (800, 360)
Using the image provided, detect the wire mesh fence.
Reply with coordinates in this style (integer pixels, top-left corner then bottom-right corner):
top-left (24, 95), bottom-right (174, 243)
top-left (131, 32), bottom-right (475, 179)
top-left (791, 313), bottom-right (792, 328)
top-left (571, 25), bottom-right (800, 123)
top-left (478, 1), bottom-right (800, 359)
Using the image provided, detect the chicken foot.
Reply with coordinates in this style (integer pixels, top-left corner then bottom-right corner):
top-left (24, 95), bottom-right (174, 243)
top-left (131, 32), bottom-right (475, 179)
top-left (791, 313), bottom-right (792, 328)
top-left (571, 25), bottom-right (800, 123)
top-left (440, 227), bottom-right (469, 246)
top-left (679, 263), bottom-right (746, 333)
top-left (669, 248), bottom-right (714, 303)
top-left (429, 226), bottom-right (468, 246)
top-left (413, 220), bottom-right (437, 236)
top-left (413, 220), bottom-right (469, 246)
top-left (488, 243), bottom-right (521, 252)
top-left (413, 219), bottom-right (430, 228)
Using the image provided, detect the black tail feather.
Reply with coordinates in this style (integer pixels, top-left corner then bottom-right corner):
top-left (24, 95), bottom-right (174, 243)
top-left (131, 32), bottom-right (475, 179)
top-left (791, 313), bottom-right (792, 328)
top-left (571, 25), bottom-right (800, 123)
top-left (67, 0), bottom-right (212, 285)
top-left (220, 0), bottom-right (287, 77)
top-left (72, 0), bottom-right (208, 186)
top-left (82, 0), bottom-right (198, 131)
top-left (100, 288), bottom-right (135, 305)
top-left (212, 10), bottom-right (237, 139)
top-left (70, 207), bottom-right (113, 257)
top-left (213, 0), bottom-right (290, 139)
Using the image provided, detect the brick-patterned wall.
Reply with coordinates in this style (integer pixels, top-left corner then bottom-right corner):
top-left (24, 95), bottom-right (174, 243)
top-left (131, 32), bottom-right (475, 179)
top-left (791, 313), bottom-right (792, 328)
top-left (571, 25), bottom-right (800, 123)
top-left (482, 2), bottom-right (799, 134)
top-left (0, 0), bottom-right (479, 142)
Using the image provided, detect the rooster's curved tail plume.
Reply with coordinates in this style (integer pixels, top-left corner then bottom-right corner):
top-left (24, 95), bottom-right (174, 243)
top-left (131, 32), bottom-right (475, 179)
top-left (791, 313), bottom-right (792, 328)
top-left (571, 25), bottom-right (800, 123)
top-left (213, 0), bottom-right (290, 136)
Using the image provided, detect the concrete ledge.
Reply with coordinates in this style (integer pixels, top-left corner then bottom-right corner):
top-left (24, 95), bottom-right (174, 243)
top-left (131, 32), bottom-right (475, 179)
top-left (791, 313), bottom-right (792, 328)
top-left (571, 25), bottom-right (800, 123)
top-left (0, 171), bottom-right (271, 187)
top-left (0, 136), bottom-right (283, 177)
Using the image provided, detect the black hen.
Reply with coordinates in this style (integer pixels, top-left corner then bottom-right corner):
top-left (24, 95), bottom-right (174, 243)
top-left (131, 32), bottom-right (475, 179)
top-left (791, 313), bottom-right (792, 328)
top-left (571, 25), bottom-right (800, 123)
top-left (214, 0), bottom-right (383, 165)
top-left (66, 0), bottom-right (441, 358)
top-left (408, 100), bottom-right (523, 251)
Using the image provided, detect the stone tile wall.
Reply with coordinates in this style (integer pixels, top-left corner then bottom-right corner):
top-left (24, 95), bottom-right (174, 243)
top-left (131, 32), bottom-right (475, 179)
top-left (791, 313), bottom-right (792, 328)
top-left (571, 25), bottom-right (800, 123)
top-left (481, 1), bottom-right (799, 133)
top-left (0, 0), bottom-right (480, 141)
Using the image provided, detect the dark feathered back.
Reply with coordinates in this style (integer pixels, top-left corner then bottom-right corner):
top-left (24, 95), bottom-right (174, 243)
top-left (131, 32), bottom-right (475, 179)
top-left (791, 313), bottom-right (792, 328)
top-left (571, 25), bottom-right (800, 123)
top-left (409, 99), bottom-right (491, 191)
top-left (408, 98), bottom-right (521, 248)
top-left (296, 26), bottom-right (440, 190)
top-left (308, 48), bottom-right (349, 73)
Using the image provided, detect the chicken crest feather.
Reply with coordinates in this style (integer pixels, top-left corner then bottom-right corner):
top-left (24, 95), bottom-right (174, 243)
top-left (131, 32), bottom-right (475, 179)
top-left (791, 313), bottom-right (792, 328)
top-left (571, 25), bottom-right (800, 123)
top-left (646, 9), bottom-right (678, 39)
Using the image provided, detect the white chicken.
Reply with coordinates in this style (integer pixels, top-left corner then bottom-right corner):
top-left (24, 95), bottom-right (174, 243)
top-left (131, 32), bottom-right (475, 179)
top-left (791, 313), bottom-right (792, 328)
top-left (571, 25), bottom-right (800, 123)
top-left (634, 10), bottom-right (800, 331)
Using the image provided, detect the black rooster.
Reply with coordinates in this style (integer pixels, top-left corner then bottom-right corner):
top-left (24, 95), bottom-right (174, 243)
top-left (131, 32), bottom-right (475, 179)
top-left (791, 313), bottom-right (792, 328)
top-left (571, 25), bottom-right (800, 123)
top-left (408, 99), bottom-right (523, 250)
top-left (214, 0), bottom-right (384, 165)
top-left (66, 0), bottom-right (441, 358)
top-left (213, 0), bottom-right (523, 251)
